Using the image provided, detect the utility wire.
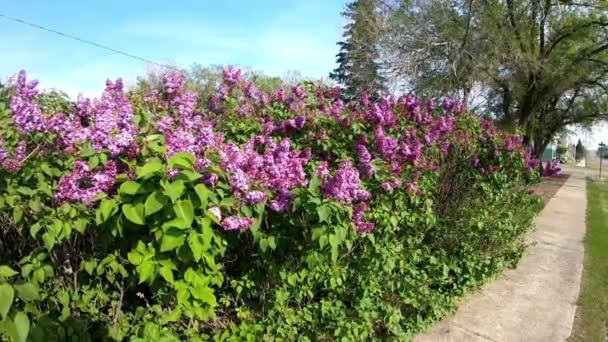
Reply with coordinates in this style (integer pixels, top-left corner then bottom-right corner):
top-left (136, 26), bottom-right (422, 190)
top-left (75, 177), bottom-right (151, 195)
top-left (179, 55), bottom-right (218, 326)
top-left (0, 13), bottom-right (181, 71)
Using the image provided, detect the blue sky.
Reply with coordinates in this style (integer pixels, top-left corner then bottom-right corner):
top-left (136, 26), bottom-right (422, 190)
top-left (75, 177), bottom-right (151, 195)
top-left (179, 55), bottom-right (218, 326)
top-left (0, 0), bottom-right (347, 97)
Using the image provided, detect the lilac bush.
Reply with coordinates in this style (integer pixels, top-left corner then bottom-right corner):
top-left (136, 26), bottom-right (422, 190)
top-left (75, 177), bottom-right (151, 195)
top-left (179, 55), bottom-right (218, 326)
top-left (0, 68), bottom-right (543, 341)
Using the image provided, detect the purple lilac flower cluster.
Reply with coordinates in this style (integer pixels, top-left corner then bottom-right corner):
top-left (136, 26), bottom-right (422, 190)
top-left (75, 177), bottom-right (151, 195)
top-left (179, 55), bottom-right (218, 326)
top-left (10, 71), bottom-right (139, 157)
top-left (209, 67), bottom-right (307, 116)
top-left (9, 71), bottom-right (46, 133)
top-left (355, 142), bottom-right (374, 179)
top-left (504, 136), bottom-right (523, 152)
top-left (374, 127), bottom-right (398, 158)
top-left (219, 136), bottom-right (309, 212)
top-left (0, 140), bottom-right (6, 161)
top-left (87, 79), bottom-right (139, 156)
top-left (272, 114), bottom-right (306, 133)
top-left (221, 216), bottom-right (254, 231)
top-left (222, 66), bottom-right (242, 85)
top-left (348, 94), bottom-right (461, 193)
top-left (153, 72), bottom-right (225, 174)
top-left (0, 140), bottom-right (26, 173)
top-left (321, 161), bottom-right (370, 204)
top-left (541, 159), bottom-right (561, 177)
top-left (352, 202), bottom-right (374, 233)
top-left (523, 151), bottom-right (541, 171)
top-left (55, 161), bottom-right (117, 204)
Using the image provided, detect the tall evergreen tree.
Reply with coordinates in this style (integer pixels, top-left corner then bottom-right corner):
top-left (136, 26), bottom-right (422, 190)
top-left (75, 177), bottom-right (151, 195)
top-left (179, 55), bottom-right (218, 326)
top-left (576, 139), bottom-right (586, 161)
top-left (330, 0), bottom-right (386, 98)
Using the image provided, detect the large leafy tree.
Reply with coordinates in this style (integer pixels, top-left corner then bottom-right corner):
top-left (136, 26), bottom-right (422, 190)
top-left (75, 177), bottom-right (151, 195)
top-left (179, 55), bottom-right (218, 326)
top-left (385, 0), bottom-right (608, 157)
top-left (330, 0), bottom-right (387, 98)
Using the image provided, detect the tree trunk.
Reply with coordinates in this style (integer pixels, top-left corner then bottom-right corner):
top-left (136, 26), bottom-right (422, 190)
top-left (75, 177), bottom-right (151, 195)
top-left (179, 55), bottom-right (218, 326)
top-left (462, 85), bottom-right (471, 107)
top-left (532, 137), bottom-right (551, 159)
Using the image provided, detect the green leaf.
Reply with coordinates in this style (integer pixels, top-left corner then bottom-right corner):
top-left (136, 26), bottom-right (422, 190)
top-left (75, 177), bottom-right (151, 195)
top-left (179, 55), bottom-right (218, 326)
top-left (159, 266), bottom-right (175, 284)
top-left (194, 184), bottom-right (210, 208)
top-left (329, 234), bottom-right (340, 263)
top-left (29, 223), bottom-right (42, 239)
top-left (163, 180), bottom-right (185, 203)
top-left (267, 236), bottom-right (277, 250)
top-left (88, 155), bottom-right (100, 169)
top-left (73, 217), bottom-right (88, 234)
top-left (317, 205), bottom-right (331, 223)
top-left (219, 197), bottom-right (237, 208)
top-left (160, 229), bottom-right (186, 252)
top-left (0, 266), bottom-right (18, 278)
top-left (188, 232), bottom-right (205, 262)
top-left (259, 238), bottom-right (268, 253)
top-left (190, 285), bottom-right (217, 306)
top-left (14, 283), bottom-right (40, 301)
top-left (287, 273), bottom-right (298, 286)
top-left (122, 203), bottom-right (145, 225)
top-left (137, 262), bottom-right (155, 284)
top-left (14, 312), bottom-right (29, 342)
top-left (158, 260), bottom-right (177, 272)
top-left (164, 204), bottom-right (198, 230)
top-left (145, 191), bottom-right (168, 217)
top-left (83, 261), bottom-right (96, 275)
top-left (175, 170), bottom-right (202, 182)
top-left (16, 187), bottom-right (35, 196)
top-left (13, 206), bottom-right (23, 225)
top-left (119, 181), bottom-right (143, 195)
top-left (319, 235), bottom-right (328, 249)
top-left (28, 198), bottom-right (41, 213)
top-left (308, 174), bottom-right (321, 196)
top-left (160, 309), bottom-right (182, 324)
top-left (143, 322), bottom-right (160, 340)
top-left (168, 152), bottom-right (195, 170)
top-left (312, 227), bottom-right (325, 240)
top-left (96, 198), bottom-right (118, 225)
top-left (2, 318), bottom-right (19, 342)
top-left (42, 233), bottom-right (56, 250)
top-left (127, 251), bottom-right (143, 265)
top-left (389, 216), bottom-right (399, 228)
top-left (137, 160), bottom-right (165, 179)
top-left (0, 284), bottom-right (14, 319)
top-left (240, 205), bottom-right (253, 217)
top-left (174, 200), bottom-right (194, 228)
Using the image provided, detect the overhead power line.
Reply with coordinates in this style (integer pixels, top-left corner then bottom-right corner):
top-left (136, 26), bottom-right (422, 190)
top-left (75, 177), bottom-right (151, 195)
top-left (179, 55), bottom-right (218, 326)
top-left (0, 13), bottom-right (180, 71)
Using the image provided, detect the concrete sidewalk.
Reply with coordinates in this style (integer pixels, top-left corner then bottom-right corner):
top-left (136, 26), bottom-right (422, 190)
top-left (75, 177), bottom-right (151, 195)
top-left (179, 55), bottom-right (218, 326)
top-left (415, 171), bottom-right (587, 342)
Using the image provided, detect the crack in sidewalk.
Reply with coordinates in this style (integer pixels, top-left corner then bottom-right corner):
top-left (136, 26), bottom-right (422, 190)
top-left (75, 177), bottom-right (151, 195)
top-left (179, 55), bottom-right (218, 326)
top-left (534, 239), bottom-right (583, 253)
top-left (451, 322), bottom-right (499, 342)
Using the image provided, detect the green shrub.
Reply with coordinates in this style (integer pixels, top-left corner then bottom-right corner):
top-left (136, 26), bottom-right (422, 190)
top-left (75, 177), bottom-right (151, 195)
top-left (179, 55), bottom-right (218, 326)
top-left (0, 69), bottom-right (539, 341)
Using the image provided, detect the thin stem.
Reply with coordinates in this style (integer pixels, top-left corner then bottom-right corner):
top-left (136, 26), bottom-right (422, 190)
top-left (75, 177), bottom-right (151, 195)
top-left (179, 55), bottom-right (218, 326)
top-left (20, 144), bottom-right (42, 163)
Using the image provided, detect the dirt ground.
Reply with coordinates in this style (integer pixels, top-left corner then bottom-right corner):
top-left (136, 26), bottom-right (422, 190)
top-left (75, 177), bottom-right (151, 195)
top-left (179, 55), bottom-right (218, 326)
top-left (531, 173), bottom-right (571, 205)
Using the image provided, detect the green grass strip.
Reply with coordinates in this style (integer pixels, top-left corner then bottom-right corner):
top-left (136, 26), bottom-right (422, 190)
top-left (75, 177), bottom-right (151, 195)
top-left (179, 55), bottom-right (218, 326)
top-left (570, 179), bottom-right (608, 342)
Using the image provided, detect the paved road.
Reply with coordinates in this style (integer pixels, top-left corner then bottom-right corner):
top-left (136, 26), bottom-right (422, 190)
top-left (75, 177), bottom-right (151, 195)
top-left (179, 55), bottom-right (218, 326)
top-left (415, 170), bottom-right (587, 342)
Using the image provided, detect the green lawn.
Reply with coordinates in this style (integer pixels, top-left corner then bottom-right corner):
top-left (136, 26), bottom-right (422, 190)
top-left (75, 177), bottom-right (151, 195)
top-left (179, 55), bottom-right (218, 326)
top-left (570, 179), bottom-right (608, 342)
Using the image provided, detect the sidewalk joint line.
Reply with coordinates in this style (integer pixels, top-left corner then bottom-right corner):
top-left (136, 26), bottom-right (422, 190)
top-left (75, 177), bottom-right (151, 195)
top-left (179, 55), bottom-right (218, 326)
top-left (535, 239), bottom-right (583, 253)
top-left (451, 322), bottom-right (499, 342)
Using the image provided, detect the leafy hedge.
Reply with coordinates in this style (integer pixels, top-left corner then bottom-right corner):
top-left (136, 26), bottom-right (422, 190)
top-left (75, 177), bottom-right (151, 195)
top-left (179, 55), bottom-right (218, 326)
top-left (0, 68), bottom-right (540, 341)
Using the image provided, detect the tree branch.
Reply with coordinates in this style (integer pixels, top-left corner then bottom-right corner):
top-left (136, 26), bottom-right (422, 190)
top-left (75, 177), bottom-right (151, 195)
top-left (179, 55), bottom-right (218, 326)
top-left (506, 0), bottom-right (527, 52)
top-left (546, 20), bottom-right (608, 57)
